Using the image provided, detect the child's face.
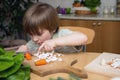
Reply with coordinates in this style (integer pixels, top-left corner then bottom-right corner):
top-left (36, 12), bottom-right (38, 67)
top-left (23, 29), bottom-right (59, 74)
top-left (30, 29), bottom-right (54, 45)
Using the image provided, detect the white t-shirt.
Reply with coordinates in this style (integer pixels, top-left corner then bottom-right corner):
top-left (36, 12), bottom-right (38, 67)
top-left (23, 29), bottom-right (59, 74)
top-left (26, 29), bottom-right (84, 53)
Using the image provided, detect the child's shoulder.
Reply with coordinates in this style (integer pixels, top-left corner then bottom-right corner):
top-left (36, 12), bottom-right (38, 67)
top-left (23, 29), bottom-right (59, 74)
top-left (58, 28), bottom-right (73, 34)
top-left (53, 28), bottom-right (74, 38)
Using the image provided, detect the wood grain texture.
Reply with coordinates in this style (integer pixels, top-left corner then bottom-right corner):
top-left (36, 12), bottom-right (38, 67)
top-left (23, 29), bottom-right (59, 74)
top-left (23, 52), bottom-right (87, 78)
top-left (30, 52), bottom-right (111, 80)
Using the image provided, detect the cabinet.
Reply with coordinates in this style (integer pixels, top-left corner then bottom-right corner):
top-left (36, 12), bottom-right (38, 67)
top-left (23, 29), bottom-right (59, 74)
top-left (59, 19), bottom-right (120, 53)
top-left (102, 21), bottom-right (120, 54)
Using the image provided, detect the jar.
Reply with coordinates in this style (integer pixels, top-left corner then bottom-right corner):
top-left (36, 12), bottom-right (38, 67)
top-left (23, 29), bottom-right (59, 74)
top-left (110, 6), bottom-right (116, 15)
top-left (103, 6), bottom-right (110, 15)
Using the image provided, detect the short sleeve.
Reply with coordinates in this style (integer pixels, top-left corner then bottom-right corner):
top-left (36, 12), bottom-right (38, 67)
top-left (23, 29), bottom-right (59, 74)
top-left (26, 40), bottom-right (39, 51)
top-left (53, 29), bottom-right (74, 38)
top-left (53, 29), bottom-right (84, 53)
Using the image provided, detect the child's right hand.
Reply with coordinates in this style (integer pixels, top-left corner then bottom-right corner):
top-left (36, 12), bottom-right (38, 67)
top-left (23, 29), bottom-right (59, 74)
top-left (38, 40), bottom-right (56, 52)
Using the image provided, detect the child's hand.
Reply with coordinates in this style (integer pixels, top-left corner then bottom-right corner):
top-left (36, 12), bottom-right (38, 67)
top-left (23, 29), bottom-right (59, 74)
top-left (17, 45), bottom-right (28, 52)
top-left (38, 40), bottom-right (56, 52)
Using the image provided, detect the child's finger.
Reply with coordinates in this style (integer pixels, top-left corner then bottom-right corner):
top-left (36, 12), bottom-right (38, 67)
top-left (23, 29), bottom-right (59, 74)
top-left (44, 45), bottom-right (52, 52)
top-left (38, 43), bottom-right (45, 51)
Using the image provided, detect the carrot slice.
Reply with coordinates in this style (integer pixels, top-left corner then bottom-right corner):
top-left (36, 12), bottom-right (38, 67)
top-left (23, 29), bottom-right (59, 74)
top-left (25, 52), bottom-right (32, 60)
top-left (35, 59), bottom-right (47, 66)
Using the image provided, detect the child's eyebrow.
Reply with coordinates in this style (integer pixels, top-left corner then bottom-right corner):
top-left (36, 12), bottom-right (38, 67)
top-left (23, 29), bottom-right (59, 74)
top-left (30, 28), bottom-right (43, 36)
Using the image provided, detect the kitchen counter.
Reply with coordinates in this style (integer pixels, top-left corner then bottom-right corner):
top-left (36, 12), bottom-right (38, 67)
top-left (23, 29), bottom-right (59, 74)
top-left (58, 14), bottom-right (120, 21)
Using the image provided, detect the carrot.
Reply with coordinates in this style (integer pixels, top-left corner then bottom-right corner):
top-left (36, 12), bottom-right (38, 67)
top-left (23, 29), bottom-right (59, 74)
top-left (25, 52), bottom-right (32, 60)
top-left (35, 59), bottom-right (47, 66)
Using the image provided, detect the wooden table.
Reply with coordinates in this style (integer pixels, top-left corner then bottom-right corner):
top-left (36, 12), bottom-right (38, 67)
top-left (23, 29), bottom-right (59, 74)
top-left (30, 52), bottom-right (110, 80)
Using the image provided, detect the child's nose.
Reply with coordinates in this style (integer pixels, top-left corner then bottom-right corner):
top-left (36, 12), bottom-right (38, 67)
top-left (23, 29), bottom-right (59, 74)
top-left (33, 37), bottom-right (39, 42)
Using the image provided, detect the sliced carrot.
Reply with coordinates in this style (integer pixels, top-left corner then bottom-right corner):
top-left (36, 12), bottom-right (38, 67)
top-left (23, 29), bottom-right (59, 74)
top-left (25, 52), bottom-right (32, 60)
top-left (35, 59), bottom-right (47, 66)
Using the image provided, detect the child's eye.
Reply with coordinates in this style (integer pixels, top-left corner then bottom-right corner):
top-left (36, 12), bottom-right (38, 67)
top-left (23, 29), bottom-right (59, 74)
top-left (37, 30), bottom-right (43, 35)
top-left (38, 31), bottom-right (43, 36)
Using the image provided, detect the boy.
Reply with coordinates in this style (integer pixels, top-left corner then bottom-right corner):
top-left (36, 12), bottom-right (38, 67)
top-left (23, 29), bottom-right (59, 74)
top-left (17, 2), bottom-right (88, 53)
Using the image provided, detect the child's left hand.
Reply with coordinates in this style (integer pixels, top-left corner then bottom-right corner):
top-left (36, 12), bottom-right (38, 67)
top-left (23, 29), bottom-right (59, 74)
top-left (17, 45), bottom-right (28, 52)
top-left (38, 40), bottom-right (56, 52)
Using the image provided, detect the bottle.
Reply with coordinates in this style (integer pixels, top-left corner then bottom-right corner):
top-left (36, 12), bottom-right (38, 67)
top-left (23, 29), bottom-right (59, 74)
top-left (56, 5), bottom-right (60, 14)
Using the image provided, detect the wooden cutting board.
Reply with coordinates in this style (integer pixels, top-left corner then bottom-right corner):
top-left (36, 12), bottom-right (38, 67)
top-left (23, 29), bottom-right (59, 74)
top-left (23, 52), bottom-right (87, 78)
top-left (84, 52), bottom-right (120, 77)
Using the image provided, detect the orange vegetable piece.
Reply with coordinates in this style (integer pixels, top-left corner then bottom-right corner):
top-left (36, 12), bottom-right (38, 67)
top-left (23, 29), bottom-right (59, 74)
top-left (35, 59), bottom-right (47, 66)
top-left (25, 52), bottom-right (32, 60)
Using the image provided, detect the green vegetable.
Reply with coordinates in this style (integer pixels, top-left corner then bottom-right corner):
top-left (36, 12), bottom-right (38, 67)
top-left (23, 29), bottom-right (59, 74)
top-left (7, 65), bottom-right (30, 80)
top-left (0, 48), bottom-right (6, 55)
top-left (0, 48), bottom-right (16, 71)
top-left (0, 48), bottom-right (30, 80)
top-left (20, 65), bottom-right (31, 80)
top-left (0, 53), bottom-right (24, 78)
top-left (0, 55), bottom-right (14, 71)
top-left (49, 77), bottom-right (65, 80)
top-left (4, 51), bottom-right (16, 57)
top-left (74, 0), bottom-right (80, 4)
top-left (0, 47), bottom-right (15, 56)
top-left (69, 73), bottom-right (81, 80)
top-left (85, 0), bottom-right (101, 12)
top-left (49, 73), bottom-right (81, 80)
top-left (7, 69), bottom-right (25, 80)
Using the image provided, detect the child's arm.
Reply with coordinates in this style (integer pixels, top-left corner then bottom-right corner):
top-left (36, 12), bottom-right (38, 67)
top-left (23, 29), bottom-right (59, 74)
top-left (17, 45), bottom-right (28, 52)
top-left (38, 32), bottom-right (88, 52)
top-left (54, 32), bottom-right (88, 46)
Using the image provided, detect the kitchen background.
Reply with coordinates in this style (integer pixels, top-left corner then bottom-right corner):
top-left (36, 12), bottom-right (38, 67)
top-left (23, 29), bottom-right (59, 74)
top-left (37, 0), bottom-right (116, 8)
top-left (0, 0), bottom-right (120, 54)
top-left (35, 0), bottom-right (120, 54)
top-left (38, 0), bottom-right (116, 13)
